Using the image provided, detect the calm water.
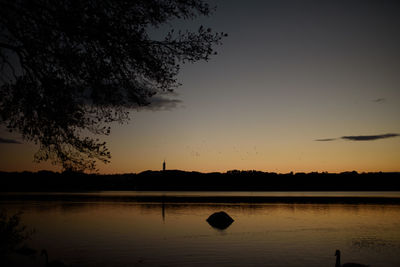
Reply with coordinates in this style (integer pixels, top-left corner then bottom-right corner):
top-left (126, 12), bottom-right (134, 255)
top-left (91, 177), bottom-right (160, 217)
top-left (1, 191), bottom-right (400, 267)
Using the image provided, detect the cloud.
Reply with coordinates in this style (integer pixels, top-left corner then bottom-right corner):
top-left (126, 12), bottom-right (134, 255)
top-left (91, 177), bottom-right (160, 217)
top-left (315, 133), bottom-right (400, 142)
top-left (0, 137), bottom-right (21, 144)
top-left (341, 133), bottom-right (399, 141)
top-left (373, 98), bottom-right (386, 103)
top-left (140, 95), bottom-right (183, 111)
top-left (315, 138), bottom-right (337, 142)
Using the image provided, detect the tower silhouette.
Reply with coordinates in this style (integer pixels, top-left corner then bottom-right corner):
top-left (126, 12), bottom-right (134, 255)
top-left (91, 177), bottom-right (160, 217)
top-left (163, 160), bottom-right (166, 171)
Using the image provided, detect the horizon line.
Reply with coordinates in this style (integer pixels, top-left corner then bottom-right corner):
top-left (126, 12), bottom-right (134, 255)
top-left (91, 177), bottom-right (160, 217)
top-left (1, 169), bottom-right (399, 175)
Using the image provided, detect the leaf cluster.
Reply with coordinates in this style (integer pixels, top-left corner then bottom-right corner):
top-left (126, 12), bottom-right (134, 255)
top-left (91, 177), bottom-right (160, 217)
top-left (0, 210), bottom-right (34, 254)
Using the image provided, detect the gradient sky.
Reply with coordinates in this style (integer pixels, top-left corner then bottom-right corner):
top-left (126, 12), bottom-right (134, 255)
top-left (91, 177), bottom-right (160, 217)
top-left (1, 0), bottom-right (400, 174)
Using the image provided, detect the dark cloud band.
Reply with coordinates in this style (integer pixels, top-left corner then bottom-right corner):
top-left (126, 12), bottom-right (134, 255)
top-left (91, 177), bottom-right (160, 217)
top-left (315, 133), bottom-right (400, 142)
top-left (341, 133), bottom-right (399, 141)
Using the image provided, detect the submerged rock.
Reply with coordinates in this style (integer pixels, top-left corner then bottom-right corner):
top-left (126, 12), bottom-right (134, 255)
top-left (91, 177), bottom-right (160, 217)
top-left (206, 211), bottom-right (234, 230)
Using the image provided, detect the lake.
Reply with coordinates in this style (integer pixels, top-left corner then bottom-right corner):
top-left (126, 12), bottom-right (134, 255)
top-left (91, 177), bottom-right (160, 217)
top-left (1, 191), bottom-right (400, 266)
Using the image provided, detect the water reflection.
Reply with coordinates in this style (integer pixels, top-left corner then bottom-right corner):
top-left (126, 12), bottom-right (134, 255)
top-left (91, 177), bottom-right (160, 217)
top-left (162, 201), bottom-right (165, 223)
top-left (1, 194), bottom-right (400, 267)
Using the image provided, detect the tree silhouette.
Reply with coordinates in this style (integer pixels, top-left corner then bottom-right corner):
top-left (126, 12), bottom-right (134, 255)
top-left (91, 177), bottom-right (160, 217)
top-left (0, 0), bottom-right (225, 171)
top-left (0, 210), bottom-right (34, 254)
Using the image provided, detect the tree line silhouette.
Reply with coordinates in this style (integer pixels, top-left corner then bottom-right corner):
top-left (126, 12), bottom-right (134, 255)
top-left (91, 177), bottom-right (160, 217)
top-left (0, 170), bottom-right (399, 192)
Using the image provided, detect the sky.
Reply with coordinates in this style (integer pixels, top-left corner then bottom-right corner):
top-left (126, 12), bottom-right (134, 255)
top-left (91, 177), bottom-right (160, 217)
top-left (1, 0), bottom-right (400, 174)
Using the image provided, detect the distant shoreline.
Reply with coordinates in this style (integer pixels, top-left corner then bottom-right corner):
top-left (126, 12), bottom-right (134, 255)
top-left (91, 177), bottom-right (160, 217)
top-left (1, 170), bottom-right (399, 192)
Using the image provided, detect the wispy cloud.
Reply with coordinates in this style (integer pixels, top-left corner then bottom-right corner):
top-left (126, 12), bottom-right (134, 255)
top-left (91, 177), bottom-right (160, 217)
top-left (141, 95), bottom-right (183, 111)
top-left (373, 98), bottom-right (386, 103)
top-left (0, 137), bottom-right (21, 144)
top-left (315, 138), bottom-right (337, 142)
top-left (315, 133), bottom-right (400, 142)
top-left (341, 133), bottom-right (399, 141)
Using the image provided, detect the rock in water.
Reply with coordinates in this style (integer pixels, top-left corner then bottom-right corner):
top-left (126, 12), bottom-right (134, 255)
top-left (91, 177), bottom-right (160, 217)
top-left (206, 211), bottom-right (234, 230)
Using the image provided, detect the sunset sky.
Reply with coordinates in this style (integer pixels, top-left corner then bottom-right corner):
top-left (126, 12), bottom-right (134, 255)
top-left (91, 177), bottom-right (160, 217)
top-left (1, 0), bottom-right (399, 174)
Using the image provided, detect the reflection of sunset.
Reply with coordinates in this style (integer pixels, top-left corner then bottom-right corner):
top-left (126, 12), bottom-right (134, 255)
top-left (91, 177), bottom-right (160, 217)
top-left (3, 196), bottom-right (399, 266)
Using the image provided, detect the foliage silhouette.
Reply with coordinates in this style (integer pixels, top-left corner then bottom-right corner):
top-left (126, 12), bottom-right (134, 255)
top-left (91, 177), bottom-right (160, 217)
top-left (0, 210), bottom-right (33, 254)
top-left (0, 170), bottom-right (399, 194)
top-left (0, 0), bottom-right (226, 171)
